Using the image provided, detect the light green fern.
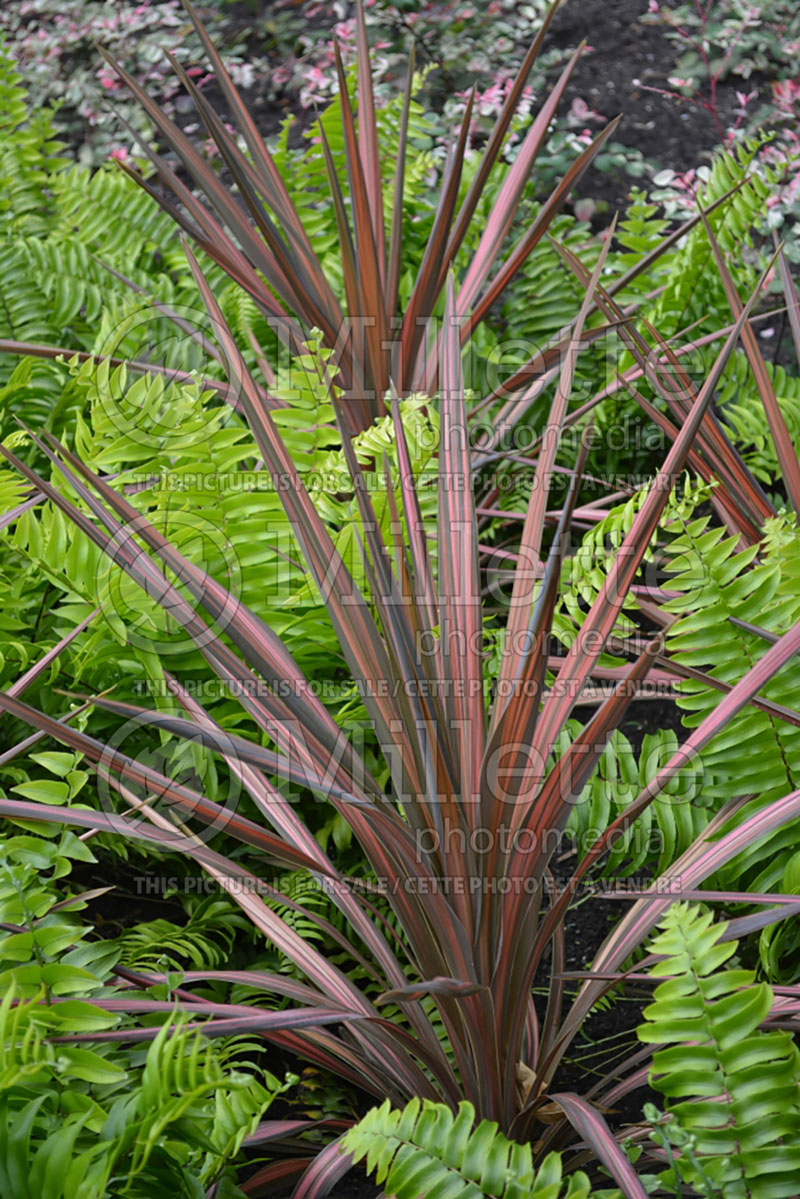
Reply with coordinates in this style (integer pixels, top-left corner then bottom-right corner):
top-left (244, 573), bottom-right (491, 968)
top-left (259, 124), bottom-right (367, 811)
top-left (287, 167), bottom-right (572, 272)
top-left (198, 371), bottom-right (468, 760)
top-left (639, 903), bottom-right (800, 1198)
top-left (650, 138), bottom-right (774, 339)
top-left (661, 510), bottom-right (800, 890)
top-left (0, 988), bottom-right (280, 1199)
top-left (342, 1098), bottom-right (593, 1199)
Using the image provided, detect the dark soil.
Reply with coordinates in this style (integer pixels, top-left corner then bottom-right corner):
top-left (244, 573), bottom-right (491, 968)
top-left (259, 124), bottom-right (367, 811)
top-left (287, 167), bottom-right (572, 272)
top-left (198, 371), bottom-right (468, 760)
top-left (545, 0), bottom-right (747, 216)
top-left (70, 855), bottom-right (194, 934)
top-left (215, 0), bottom-right (713, 167)
top-left (271, 1172), bottom-right (382, 1199)
top-left (550, 856), bottom-right (655, 1116)
top-left (217, 0), bottom-right (771, 212)
top-left (198, 0), bottom-right (337, 147)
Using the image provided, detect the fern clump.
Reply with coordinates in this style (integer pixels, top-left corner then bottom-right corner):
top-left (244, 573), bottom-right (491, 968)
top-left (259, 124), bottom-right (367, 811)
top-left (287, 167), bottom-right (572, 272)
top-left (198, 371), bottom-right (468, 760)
top-left (661, 511), bottom-right (800, 891)
top-left (342, 1098), bottom-right (592, 1199)
top-left (639, 903), bottom-right (800, 1198)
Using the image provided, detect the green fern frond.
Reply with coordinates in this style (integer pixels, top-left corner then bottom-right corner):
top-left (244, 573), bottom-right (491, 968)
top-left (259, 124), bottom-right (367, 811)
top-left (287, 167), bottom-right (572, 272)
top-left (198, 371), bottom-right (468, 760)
top-left (0, 987), bottom-right (50, 1091)
top-left (119, 897), bottom-right (251, 972)
top-left (716, 349), bottom-right (800, 498)
top-left (343, 1098), bottom-right (592, 1199)
top-left (564, 725), bottom-right (710, 877)
top-left (651, 138), bottom-right (774, 340)
top-left (661, 511), bottom-right (800, 888)
top-left (639, 903), bottom-right (800, 1198)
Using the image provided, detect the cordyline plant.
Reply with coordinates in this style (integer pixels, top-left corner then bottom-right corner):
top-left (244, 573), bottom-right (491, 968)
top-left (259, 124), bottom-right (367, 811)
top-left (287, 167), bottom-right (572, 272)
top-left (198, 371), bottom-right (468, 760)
top-left (3, 232), bottom-right (800, 1196)
top-left (0, 0), bottom-right (760, 438)
top-left (89, 0), bottom-right (629, 436)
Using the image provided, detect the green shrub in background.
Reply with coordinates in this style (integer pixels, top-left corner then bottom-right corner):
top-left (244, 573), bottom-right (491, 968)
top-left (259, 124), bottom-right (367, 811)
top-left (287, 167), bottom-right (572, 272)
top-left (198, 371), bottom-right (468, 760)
top-left (0, 0), bottom-right (266, 166)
